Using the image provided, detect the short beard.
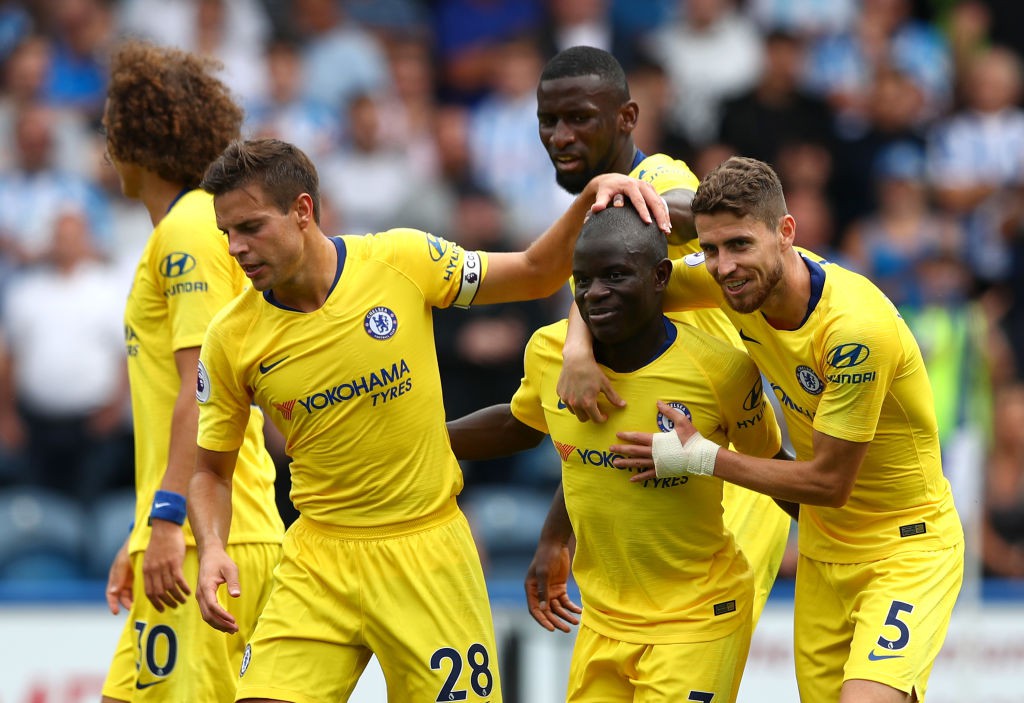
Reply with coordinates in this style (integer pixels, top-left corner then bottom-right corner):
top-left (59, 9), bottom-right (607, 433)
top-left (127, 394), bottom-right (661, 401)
top-left (555, 170), bottom-right (589, 195)
top-left (724, 258), bottom-right (784, 314)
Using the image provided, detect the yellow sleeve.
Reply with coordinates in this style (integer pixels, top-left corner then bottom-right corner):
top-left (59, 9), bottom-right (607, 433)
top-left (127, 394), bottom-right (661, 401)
top-left (511, 323), bottom-right (565, 433)
top-left (196, 314), bottom-right (253, 453)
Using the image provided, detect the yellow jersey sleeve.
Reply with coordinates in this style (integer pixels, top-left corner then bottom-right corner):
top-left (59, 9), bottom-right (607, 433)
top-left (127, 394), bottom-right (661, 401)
top-left (629, 153), bottom-right (699, 194)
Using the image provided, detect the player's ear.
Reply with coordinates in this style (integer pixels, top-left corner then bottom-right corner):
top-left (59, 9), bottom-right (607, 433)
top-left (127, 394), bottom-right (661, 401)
top-left (778, 214), bottom-right (797, 249)
top-left (653, 258), bottom-right (672, 290)
top-left (293, 193), bottom-right (314, 229)
top-left (619, 100), bottom-right (639, 133)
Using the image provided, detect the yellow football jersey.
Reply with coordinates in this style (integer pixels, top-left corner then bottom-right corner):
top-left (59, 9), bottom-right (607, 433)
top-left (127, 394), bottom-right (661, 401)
top-left (664, 252), bottom-right (964, 562)
top-left (197, 230), bottom-right (488, 528)
top-left (511, 318), bottom-right (782, 644)
top-left (124, 189), bottom-right (282, 554)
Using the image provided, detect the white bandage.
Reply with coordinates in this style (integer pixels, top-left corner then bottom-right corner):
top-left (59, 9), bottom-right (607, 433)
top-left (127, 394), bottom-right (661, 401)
top-left (651, 430), bottom-right (719, 477)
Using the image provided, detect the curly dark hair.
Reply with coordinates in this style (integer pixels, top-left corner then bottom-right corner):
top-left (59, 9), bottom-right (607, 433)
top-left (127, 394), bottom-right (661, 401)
top-left (105, 40), bottom-right (243, 189)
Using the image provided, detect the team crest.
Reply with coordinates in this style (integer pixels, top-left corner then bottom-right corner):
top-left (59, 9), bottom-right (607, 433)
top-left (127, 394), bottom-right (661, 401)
top-left (656, 401), bottom-right (692, 432)
top-left (196, 360), bottom-right (211, 403)
top-left (683, 252), bottom-right (705, 267)
top-left (796, 365), bottom-right (824, 395)
top-left (364, 306), bottom-right (398, 340)
top-left (240, 643), bottom-right (251, 677)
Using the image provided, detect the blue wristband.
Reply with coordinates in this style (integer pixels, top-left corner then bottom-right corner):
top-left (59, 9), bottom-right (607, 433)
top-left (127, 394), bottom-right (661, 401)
top-left (149, 490), bottom-right (187, 526)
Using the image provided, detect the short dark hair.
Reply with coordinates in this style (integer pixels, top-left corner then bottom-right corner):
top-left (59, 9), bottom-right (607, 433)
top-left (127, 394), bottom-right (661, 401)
top-left (691, 157), bottom-right (788, 230)
top-left (540, 46), bottom-right (630, 103)
top-left (201, 139), bottom-right (321, 225)
top-left (578, 201), bottom-right (666, 265)
top-left (106, 40), bottom-right (243, 188)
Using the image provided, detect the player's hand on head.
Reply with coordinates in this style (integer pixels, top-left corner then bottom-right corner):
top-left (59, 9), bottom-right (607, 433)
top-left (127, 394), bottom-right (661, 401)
top-left (142, 519), bottom-right (191, 612)
top-left (587, 175), bottom-right (671, 235)
top-left (525, 539), bottom-right (580, 633)
top-left (105, 538), bottom-right (134, 615)
top-left (196, 548), bottom-right (240, 634)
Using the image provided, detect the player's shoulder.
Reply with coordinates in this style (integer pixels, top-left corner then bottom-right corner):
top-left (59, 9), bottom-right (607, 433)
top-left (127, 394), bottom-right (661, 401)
top-left (674, 321), bottom-right (752, 371)
top-left (528, 319), bottom-right (569, 349)
top-left (206, 286), bottom-right (261, 339)
top-left (630, 152), bottom-right (699, 191)
top-left (153, 189), bottom-right (224, 250)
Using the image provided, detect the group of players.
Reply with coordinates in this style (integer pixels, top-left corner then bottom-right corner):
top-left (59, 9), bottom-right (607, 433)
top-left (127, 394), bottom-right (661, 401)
top-left (98, 38), bottom-right (963, 703)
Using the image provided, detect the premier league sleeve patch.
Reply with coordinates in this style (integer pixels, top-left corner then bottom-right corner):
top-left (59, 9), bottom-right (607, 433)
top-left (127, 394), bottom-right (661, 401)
top-left (196, 359), bottom-right (211, 403)
top-left (364, 306), bottom-right (398, 340)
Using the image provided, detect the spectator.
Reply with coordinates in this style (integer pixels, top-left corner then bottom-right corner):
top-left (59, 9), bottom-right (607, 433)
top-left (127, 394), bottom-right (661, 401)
top-left (717, 29), bottom-right (834, 167)
top-left (829, 65), bottom-right (928, 235)
top-left (319, 93), bottom-right (416, 234)
top-left (290, 0), bottom-right (391, 113)
top-left (842, 141), bottom-right (962, 308)
top-left (432, 0), bottom-right (543, 105)
top-left (0, 101), bottom-right (109, 269)
top-left (244, 35), bottom-right (338, 160)
top-left (927, 45), bottom-right (1024, 287)
top-left (982, 383), bottom-right (1024, 578)
top-left (803, 0), bottom-right (951, 133)
top-left (644, 0), bottom-right (764, 148)
top-left (0, 209), bottom-right (131, 503)
top-left (468, 36), bottom-right (573, 244)
top-left (38, 0), bottom-right (116, 119)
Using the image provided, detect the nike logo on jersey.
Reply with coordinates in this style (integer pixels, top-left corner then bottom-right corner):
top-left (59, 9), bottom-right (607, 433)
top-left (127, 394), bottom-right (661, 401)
top-left (135, 680), bottom-right (166, 690)
top-left (738, 329), bottom-right (760, 344)
top-left (867, 650), bottom-right (905, 661)
top-left (557, 399), bottom-right (568, 410)
top-left (259, 357), bottom-right (288, 374)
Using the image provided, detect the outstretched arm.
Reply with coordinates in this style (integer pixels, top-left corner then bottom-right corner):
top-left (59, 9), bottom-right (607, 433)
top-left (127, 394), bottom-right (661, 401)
top-left (447, 403), bottom-right (546, 460)
top-left (474, 174), bottom-right (669, 304)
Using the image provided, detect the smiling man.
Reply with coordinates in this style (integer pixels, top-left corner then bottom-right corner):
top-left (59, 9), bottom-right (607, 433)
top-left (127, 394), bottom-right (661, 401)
top-left (529, 45), bottom-right (792, 634)
top-left (447, 202), bottom-right (788, 702)
top-left (606, 157), bottom-right (965, 703)
top-left (186, 138), bottom-right (667, 703)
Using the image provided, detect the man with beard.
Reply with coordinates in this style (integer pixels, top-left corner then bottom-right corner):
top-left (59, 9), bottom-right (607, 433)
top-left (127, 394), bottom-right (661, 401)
top-left (523, 45), bottom-right (793, 633)
top-left (605, 157), bottom-right (965, 703)
top-left (448, 203), bottom-right (787, 701)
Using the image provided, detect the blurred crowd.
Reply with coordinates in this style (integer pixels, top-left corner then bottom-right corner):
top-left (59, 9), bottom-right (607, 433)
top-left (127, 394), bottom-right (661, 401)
top-left (0, 0), bottom-right (1022, 583)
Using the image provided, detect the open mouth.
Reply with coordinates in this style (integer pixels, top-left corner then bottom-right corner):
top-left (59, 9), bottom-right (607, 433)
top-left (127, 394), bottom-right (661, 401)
top-left (553, 154), bottom-right (584, 172)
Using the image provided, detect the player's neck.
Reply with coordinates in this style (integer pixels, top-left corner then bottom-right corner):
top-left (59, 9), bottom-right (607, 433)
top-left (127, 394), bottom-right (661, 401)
top-left (140, 176), bottom-right (190, 227)
top-left (611, 141), bottom-right (639, 175)
top-left (593, 316), bottom-right (667, 373)
top-left (269, 231), bottom-right (337, 312)
top-left (760, 250), bottom-right (813, 330)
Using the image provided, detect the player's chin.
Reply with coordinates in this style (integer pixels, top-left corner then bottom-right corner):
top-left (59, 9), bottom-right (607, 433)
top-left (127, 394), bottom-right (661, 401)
top-left (554, 171), bottom-right (588, 195)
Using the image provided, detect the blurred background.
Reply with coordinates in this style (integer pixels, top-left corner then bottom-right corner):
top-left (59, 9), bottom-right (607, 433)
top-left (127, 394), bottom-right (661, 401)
top-left (0, 0), bottom-right (1022, 700)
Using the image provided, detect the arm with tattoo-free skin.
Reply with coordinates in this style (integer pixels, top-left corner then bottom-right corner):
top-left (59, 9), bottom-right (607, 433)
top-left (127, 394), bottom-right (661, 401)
top-left (476, 175), bottom-right (670, 305)
top-left (141, 347), bottom-right (200, 612)
top-left (189, 445), bottom-right (240, 633)
top-left (614, 401), bottom-right (868, 508)
top-left (447, 406), bottom-right (581, 631)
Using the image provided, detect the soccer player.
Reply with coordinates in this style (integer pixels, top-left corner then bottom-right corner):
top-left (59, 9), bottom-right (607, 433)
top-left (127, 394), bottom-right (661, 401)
top-left (602, 157), bottom-right (965, 702)
top-left (447, 203), bottom-right (788, 702)
top-left (532, 45), bottom-right (792, 627)
top-left (100, 42), bottom-right (283, 703)
top-left (187, 138), bottom-right (668, 702)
